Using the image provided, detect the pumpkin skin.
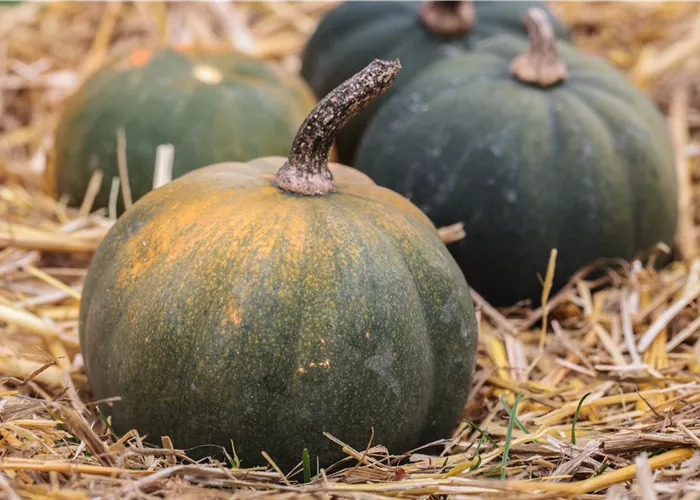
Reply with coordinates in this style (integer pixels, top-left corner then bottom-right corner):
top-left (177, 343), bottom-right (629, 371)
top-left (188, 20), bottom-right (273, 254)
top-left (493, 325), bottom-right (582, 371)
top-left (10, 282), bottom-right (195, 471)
top-left (54, 47), bottom-right (316, 212)
top-left (354, 20), bottom-right (677, 307)
top-left (79, 61), bottom-right (478, 471)
top-left (300, 1), bottom-right (570, 165)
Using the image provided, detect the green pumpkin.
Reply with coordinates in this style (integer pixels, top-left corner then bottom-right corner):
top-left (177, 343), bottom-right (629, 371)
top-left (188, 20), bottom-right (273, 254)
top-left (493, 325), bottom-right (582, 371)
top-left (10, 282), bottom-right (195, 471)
top-left (79, 60), bottom-right (478, 471)
top-left (300, 0), bottom-right (570, 165)
top-left (54, 46), bottom-right (316, 212)
top-left (355, 9), bottom-right (678, 307)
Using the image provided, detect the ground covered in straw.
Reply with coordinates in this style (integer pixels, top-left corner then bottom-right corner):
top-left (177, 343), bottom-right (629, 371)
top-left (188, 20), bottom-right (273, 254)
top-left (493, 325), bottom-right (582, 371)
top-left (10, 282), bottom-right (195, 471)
top-left (1, 2), bottom-right (700, 499)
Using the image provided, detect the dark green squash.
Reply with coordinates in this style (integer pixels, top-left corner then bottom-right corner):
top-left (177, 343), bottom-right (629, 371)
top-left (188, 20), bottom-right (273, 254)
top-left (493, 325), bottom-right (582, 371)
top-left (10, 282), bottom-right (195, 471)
top-left (79, 60), bottom-right (478, 471)
top-left (54, 46), bottom-right (316, 212)
top-left (300, 0), bottom-right (570, 165)
top-left (354, 9), bottom-right (678, 307)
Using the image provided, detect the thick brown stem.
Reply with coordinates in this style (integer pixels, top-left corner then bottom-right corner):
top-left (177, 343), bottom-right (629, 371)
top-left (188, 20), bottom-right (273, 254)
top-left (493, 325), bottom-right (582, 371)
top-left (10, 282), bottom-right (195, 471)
top-left (419, 1), bottom-right (474, 37)
top-left (275, 59), bottom-right (400, 196)
top-left (510, 8), bottom-right (568, 87)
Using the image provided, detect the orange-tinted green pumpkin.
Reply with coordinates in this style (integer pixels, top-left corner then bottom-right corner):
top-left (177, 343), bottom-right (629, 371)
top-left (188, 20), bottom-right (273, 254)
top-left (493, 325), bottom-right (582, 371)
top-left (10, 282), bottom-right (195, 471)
top-left (54, 46), bottom-right (316, 212)
top-left (79, 60), bottom-right (479, 471)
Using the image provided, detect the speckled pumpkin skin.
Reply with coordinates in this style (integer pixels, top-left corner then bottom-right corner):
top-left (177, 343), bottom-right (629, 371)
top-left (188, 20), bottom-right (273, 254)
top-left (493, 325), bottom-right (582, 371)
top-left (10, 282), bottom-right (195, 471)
top-left (79, 157), bottom-right (478, 470)
top-left (354, 36), bottom-right (678, 307)
top-left (300, 1), bottom-right (570, 164)
top-left (55, 47), bottom-right (316, 212)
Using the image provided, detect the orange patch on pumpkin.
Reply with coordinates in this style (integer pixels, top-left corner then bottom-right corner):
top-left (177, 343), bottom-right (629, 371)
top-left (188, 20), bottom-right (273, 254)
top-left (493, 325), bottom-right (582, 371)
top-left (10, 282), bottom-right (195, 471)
top-left (227, 302), bottom-right (241, 327)
top-left (128, 49), bottom-right (154, 67)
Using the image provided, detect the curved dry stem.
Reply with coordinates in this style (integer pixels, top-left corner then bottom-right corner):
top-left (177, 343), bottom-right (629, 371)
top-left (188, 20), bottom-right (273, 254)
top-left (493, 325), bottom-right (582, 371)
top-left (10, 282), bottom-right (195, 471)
top-left (510, 8), bottom-right (568, 87)
top-left (275, 59), bottom-right (400, 196)
top-left (419, 1), bottom-right (474, 37)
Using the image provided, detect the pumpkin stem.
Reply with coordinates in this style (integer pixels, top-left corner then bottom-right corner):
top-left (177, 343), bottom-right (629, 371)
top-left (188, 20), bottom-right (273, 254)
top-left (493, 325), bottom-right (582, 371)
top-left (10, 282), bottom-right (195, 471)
top-left (419, 1), bottom-right (474, 36)
top-left (510, 8), bottom-right (568, 87)
top-left (275, 59), bottom-right (400, 196)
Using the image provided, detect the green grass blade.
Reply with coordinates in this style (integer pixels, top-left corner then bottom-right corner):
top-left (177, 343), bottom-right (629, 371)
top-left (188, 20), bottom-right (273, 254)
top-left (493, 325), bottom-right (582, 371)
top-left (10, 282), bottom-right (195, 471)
top-left (501, 392), bottom-right (522, 480)
top-left (302, 448), bottom-right (311, 484)
top-left (97, 407), bottom-right (118, 438)
top-left (499, 396), bottom-right (531, 435)
top-left (571, 392), bottom-right (592, 445)
top-left (463, 419), bottom-right (498, 446)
